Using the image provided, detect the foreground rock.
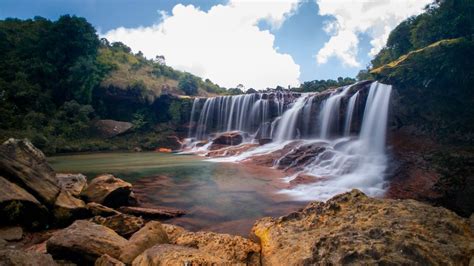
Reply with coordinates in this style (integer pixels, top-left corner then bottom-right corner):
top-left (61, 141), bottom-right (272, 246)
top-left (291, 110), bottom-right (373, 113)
top-left (47, 220), bottom-right (128, 264)
top-left (56, 173), bottom-right (87, 197)
top-left (87, 202), bottom-right (121, 217)
top-left (120, 221), bottom-right (169, 263)
top-left (81, 174), bottom-right (133, 207)
top-left (132, 244), bottom-right (225, 265)
top-left (0, 175), bottom-right (48, 229)
top-left (90, 214), bottom-right (145, 238)
top-left (0, 138), bottom-right (60, 205)
top-left (0, 226), bottom-right (23, 241)
top-left (95, 254), bottom-right (125, 266)
top-left (53, 191), bottom-right (88, 226)
top-left (174, 231), bottom-right (261, 265)
top-left (0, 250), bottom-right (57, 266)
top-left (118, 206), bottom-right (185, 219)
top-left (252, 189), bottom-right (474, 265)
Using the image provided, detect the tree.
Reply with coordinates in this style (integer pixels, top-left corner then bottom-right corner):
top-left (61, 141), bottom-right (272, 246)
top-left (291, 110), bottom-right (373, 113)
top-left (178, 73), bottom-right (199, 95)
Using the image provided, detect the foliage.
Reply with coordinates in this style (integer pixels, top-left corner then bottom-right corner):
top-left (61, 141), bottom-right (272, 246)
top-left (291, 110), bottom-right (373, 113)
top-left (292, 77), bottom-right (356, 93)
top-left (178, 73), bottom-right (199, 95)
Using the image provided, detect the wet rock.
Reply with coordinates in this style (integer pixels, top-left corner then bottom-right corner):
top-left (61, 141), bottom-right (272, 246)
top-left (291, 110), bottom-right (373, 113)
top-left (95, 254), bottom-right (125, 266)
top-left (258, 138), bottom-right (272, 145)
top-left (56, 173), bottom-right (87, 197)
top-left (131, 244), bottom-right (225, 266)
top-left (47, 220), bottom-right (128, 264)
top-left (0, 175), bottom-right (48, 229)
top-left (175, 231), bottom-right (261, 265)
top-left (118, 206), bottom-right (185, 219)
top-left (211, 131), bottom-right (243, 147)
top-left (0, 226), bottom-right (23, 241)
top-left (247, 140), bottom-right (302, 167)
top-left (90, 214), bottom-right (145, 238)
top-left (81, 174), bottom-right (132, 208)
top-left (276, 142), bottom-right (326, 171)
top-left (252, 189), bottom-right (474, 265)
top-left (94, 120), bottom-right (133, 138)
top-left (161, 223), bottom-right (186, 243)
top-left (205, 143), bottom-right (258, 157)
top-left (0, 250), bottom-right (57, 266)
top-left (288, 174), bottom-right (328, 188)
top-left (120, 221), bottom-right (169, 264)
top-left (54, 191), bottom-right (88, 226)
top-left (0, 138), bottom-right (60, 206)
top-left (87, 202), bottom-right (121, 217)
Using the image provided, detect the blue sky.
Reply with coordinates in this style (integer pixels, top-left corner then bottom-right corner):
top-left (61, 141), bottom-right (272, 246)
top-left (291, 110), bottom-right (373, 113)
top-left (0, 0), bottom-right (429, 89)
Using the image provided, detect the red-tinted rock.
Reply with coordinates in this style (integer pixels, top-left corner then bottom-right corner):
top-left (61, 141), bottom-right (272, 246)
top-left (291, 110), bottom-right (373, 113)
top-left (118, 206), bottom-right (186, 219)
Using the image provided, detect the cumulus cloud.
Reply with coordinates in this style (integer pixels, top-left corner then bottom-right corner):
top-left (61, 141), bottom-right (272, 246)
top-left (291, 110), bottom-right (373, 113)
top-left (103, 0), bottom-right (301, 89)
top-left (315, 0), bottom-right (432, 67)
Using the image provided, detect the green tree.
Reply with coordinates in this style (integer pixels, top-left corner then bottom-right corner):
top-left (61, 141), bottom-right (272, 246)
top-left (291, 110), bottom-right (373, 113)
top-left (178, 73), bottom-right (199, 95)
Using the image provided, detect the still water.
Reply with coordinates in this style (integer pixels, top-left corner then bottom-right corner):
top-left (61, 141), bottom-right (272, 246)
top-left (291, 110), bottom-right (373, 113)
top-left (48, 152), bottom-right (307, 236)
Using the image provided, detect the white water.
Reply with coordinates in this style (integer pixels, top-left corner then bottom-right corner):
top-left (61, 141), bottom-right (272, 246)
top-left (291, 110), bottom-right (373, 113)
top-left (185, 81), bottom-right (393, 201)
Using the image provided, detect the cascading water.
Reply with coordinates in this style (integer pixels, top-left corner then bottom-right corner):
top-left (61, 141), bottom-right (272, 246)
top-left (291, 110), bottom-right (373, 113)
top-left (184, 81), bottom-right (393, 201)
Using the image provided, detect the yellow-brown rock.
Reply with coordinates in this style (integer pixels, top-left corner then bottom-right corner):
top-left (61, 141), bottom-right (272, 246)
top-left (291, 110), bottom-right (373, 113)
top-left (252, 189), bottom-right (474, 265)
top-left (132, 244), bottom-right (225, 266)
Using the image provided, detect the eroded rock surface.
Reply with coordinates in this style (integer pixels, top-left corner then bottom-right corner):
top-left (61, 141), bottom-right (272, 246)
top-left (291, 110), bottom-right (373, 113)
top-left (56, 173), bottom-right (87, 197)
top-left (90, 214), bottom-right (145, 238)
top-left (54, 191), bottom-right (88, 226)
top-left (81, 174), bottom-right (132, 207)
top-left (118, 206), bottom-right (185, 219)
top-left (252, 189), bottom-right (474, 265)
top-left (0, 249), bottom-right (57, 266)
top-left (132, 244), bottom-right (225, 266)
top-left (120, 221), bottom-right (169, 263)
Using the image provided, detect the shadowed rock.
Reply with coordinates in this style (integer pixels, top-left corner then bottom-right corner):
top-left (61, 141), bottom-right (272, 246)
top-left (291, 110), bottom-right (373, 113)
top-left (81, 174), bottom-right (132, 208)
top-left (54, 191), bottom-right (88, 226)
top-left (0, 250), bottom-right (57, 266)
top-left (87, 202), bottom-right (121, 217)
top-left (118, 206), bottom-right (185, 219)
top-left (94, 119), bottom-right (133, 138)
top-left (95, 254), bottom-right (125, 266)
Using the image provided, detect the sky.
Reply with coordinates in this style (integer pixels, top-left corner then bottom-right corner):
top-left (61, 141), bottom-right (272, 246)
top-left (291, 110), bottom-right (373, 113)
top-left (0, 0), bottom-right (431, 89)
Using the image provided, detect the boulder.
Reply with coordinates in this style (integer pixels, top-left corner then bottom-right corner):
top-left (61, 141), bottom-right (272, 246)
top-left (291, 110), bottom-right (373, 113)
top-left (81, 174), bottom-right (132, 208)
top-left (0, 175), bottom-right (48, 229)
top-left (212, 131), bottom-right (243, 146)
top-left (47, 220), bottom-right (128, 264)
top-left (205, 143), bottom-right (258, 157)
top-left (175, 231), bottom-right (261, 265)
top-left (120, 221), bottom-right (169, 264)
top-left (87, 202), bottom-right (121, 217)
top-left (131, 244), bottom-right (225, 266)
top-left (94, 120), bottom-right (133, 138)
top-left (252, 189), bottom-right (474, 265)
top-left (0, 250), bottom-right (57, 266)
top-left (161, 223), bottom-right (186, 243)
top-left (118, 206), bottom-right (185, 219)
top-left (90, 214), bottom-right (145, 238)
top-left (258, 138), bottom-right (272, 145)
top-left (0, 226), bottom-right (23, 241)
top-left (56, 173), bottom-right (87, 197)
top-left (0, 138), bottom-right (60, 205)
top-left (276, 142), bottom-right (326, 170)
top-left (54, 191), bottom-right (88, 226)
top-left (95, 254), bottom-right (125, 266)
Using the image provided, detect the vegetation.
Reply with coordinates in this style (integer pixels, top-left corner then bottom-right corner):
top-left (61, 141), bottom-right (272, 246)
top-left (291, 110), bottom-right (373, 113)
top-left (291, 77), bottom-right (357, 93)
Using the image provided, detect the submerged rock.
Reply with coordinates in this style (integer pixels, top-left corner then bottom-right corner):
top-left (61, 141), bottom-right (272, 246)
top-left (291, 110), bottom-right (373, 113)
top-left (56, 173), bottom-right (87, 197)
top-left (132, 244), bottom-right (225, 266)
top-left (81, 174), bottom-right (132, 208)
top-left (0, 138), bottom-right (60, 206)
top-left (0, 175), bottom-right (48, 229)
top-left (90, 214), bottom-right (145, 238)
top-left (47, 220), bottom-right (128, 264)
top-left (120, 221), bottom-right (169, 264)
top-left (252, 189), bottom-right (474, 265)
top-left (118, 206), bottom-right (185, 219)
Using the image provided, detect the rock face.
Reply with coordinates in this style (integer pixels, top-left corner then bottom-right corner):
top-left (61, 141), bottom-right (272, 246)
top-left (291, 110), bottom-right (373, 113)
top-left (210, 131), bottom-right (244, 150)
top-left (161, 223), bottom-right (186, 243)
top-left (0, 250), bottom-right (57, 266)
top-left (95, 254), bottom-right (125, 266)
top-left (174, 231), bottom-right (261, 265)
top-left (47, 220), bottom-right (128, 264)
top-left (205, 143), bottom-right (259, 158)
top-left (0, 138), bottom-right (60, 206)
top-left (132, 244), bottom-right (225, 266)
top-left (53, 191), bottom-right (88, 226)
top-left (118, 206), bottom-right (186, 219)
top-left (81, 174), bottom-right (132, 207)
top-left (252, 189), bottom-right (474, 265)
top-left (0, 175), bottom-right (48, 229)
top-left (90, 214), bottom-right (145, 238)
top-left (94, 119), bottom-right (133, 138)
top-left (120, 221), bottom-right (169, 263)
top-left (56, 173), bottom-right (87, 197)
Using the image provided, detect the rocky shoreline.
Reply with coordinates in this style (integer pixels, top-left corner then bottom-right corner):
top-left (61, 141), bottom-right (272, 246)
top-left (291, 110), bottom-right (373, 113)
top-left (0, 138), bottom-right (473, 265)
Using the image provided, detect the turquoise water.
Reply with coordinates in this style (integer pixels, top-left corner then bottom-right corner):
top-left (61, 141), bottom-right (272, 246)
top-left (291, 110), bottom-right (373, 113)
top-left (48, 152), bottom-right (306, 236)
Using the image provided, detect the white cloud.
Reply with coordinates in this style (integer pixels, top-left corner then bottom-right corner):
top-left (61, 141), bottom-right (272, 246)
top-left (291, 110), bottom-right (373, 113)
top-left (315, 0), bottom-right (432, 67)
top-left (103, 0), bottom-right (301, 89)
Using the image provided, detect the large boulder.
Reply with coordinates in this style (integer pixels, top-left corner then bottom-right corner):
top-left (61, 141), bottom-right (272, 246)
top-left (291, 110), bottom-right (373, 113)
top-left (252, 189), bottom-right (474, 265)
top-left (120, 221), bottom-right (169, 264)
top-left (90, 214), bottom-right (145, 238)
top-left (53, 191), bottom-right (88, 226)
top-left (174, 231), bottom-right (261, 265)
top-left (0, 250), bottom-right (57, 266)
top-left (94, 119), bottom-right (133, 138)
top-left (131, 244), bottom-right (225, 266)
top-left (210, 131), bottom-right (244, 149)
top-left (56, 173), bottom-right (87, 197)
top-left (0, 138), bottom-right (60, 206)
top-left (47, 220), bottom-right (128, 264)
top-left (81, 174), bottom-right (132, 207)
top-left (0, 175), bottom-right (48, 229)
top-left (118, 206), bottom-right (185, 219)
top-left (161, 223), bottom-right (187, 243)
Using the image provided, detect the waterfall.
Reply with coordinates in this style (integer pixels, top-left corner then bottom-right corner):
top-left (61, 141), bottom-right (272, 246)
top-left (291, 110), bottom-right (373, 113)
top-left (188, 98), bottom-right (200, 138)
top-left (273, 95), bottom-right (308, 142)
top-left (343, 91), bottom-right (359, 136)
top-left (319, 85), bottom-right (351, 139)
